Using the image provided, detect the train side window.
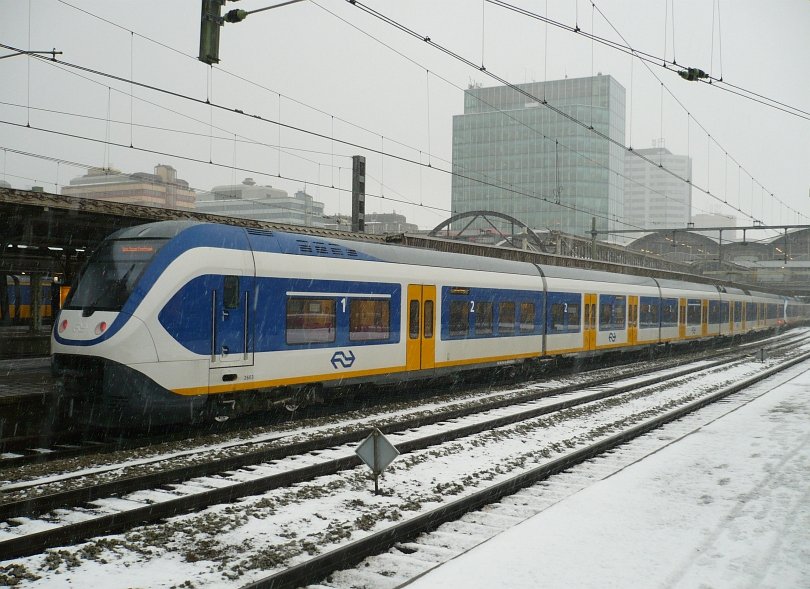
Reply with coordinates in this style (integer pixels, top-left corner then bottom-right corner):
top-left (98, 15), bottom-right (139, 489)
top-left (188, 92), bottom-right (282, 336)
top-left (286, 298), bottom-right (336, 344)
top-left (639, 298), bottom-right (659, 328)
top-left (519, 302), bottom-right (535, 333)
top-left (449, 300), bottom-right (469, 337)
top-left (498, 301), bottom-right (515, 334)
top-left (708, 301), bottom-right (721, 324)
top-left (350, 299), bottom-right (390, 341)
top-left (549, 301), bottom-right (580, 333)
top-left (223, 275), bottom-right (240, 309)
top-left (599, 303), bottom-right (611, 329)
top-left (687, 299), bottom-right (701, 324)
top-left (661, 300), bottom-right (678, 326)
top-left (613, 299), bottom-right (625, 327)
top-left (409, 300), bottom-right (420, 339)
top-left (475, 302), bottom-right (493, 335)
top-left (567, 303), bottom-right (581, 330)
top-left (599, 295), bottom-right (628, 330)
top-left (423, 300), bottom-right (434, 339)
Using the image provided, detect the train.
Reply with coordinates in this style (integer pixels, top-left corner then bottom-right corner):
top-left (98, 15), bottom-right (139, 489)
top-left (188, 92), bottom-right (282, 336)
top-left (51, 220), bottom-right (809, 427)
top-left (2, 274), bottom-right (58, 323)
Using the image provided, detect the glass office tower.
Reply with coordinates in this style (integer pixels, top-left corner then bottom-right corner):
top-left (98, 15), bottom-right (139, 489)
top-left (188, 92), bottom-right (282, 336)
top-left (451, 75), bottom-right (625, 238)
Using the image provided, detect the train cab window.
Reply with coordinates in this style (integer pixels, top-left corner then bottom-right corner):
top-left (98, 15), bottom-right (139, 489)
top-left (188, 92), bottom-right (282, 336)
top-left (350, 299), bottom-right (390, 341)
top-left (475, 302), bottom-right (494, 335)
top-left (519, 302), bottom-right (536, 333)
top-left (498, 302), bottom-right (516, 334)
top-left (223, 276), bottom-right (240, 309)
top-left (423, 300), bottom-right (434, 339)
top-left (64, 238), bottom-right (168, 313)
top-left (409, 300), bottom-right (420, 339)
top-left (449, 300), bottom-right (469, 337)
top-left (286, 298), bottom-right (336, 344)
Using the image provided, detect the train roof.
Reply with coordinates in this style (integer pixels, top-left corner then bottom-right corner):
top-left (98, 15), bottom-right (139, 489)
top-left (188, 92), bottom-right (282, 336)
top-left (111, 221), bottom-right (793, 296)
top-left (105, 220), bottom-right (202, 240)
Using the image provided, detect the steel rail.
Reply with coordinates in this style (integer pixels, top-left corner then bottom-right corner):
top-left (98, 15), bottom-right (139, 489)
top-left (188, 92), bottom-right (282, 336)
top-left (243, 349), bottom-right (810, 589)
top-left (0, 340), bottom-right (802, 560)
top-left (1, 334), bottom-right (793, 521)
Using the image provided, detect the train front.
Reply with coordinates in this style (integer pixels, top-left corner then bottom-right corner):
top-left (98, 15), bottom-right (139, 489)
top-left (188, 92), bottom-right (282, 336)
top-left (51, 222), bottom-right (202, 428)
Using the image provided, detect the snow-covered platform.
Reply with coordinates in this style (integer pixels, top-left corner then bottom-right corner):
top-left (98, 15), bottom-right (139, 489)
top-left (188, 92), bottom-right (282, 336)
top-left (407, 359), bottom-right (810, 588)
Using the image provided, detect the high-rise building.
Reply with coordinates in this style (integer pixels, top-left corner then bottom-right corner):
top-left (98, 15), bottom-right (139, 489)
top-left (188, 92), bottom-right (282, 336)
top-left (624, 146), bottom-right (692, 230)
top-left (62, 164), bottom-right (195, 210)
top-left (451, 75), bottom-right (626, 238)
top-left (195, 178), bottom-right (325, 227)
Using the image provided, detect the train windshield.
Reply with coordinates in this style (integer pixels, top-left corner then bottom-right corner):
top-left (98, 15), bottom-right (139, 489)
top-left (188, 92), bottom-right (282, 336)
top-left (65, 238), bottom-right (168, 313)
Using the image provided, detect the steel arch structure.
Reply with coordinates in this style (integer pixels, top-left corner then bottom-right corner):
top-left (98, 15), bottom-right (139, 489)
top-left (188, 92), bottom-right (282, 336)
top-left (428, 210), bottom-right (549, 252)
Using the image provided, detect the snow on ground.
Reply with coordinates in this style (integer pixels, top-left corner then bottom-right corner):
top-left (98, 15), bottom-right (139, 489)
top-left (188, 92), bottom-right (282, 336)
top-left (406, 362), bottom-right (810, 589)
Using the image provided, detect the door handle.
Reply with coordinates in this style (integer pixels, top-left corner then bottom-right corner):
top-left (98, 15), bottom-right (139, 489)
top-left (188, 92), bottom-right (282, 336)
top-left (221, 345), bottom-right (229, 356)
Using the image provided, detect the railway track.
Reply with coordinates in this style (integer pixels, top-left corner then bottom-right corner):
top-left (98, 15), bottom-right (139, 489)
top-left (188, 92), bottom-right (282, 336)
top-left (2, 330), bottom-right (803, 508)
top-left (312, 359), bottom-right (810, 589)
top-left (0, 328), bottom-right (798, 468)
top-left (0, 331), bottom-right (808, 583)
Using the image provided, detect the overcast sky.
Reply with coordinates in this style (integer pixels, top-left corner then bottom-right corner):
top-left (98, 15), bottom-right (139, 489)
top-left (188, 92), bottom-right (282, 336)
top-left (1, 0), bottom-right (808, 235)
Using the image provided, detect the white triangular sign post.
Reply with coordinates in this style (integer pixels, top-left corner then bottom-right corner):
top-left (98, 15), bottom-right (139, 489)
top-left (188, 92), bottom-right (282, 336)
top-left (355, 428), bottom-right (400, 495)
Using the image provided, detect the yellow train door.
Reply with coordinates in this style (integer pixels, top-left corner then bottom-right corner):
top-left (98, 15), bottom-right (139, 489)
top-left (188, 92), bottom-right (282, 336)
top-left (702, 300), bottom-right (709, 336)
top-left (406, 284), bottom-right (436, 371)
top-left (678, 298), bottom-right (687, 339)
top-left (584, 293), bottom-right (597, 350)
top-left (628, 295), bottom-right (638, 345)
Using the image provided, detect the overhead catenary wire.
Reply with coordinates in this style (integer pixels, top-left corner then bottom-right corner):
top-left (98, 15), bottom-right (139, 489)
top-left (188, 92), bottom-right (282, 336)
top-left (0, 130), bottom-right (450, 217)
top-left (9, 4), bottom-right (799, 232)
top-left (340, 2), bottom-right (778, 225)
top-left (1, 116), bottom-right (646, 231)
top-left (310, 0), bottom-right (728, 226)
top-left (0, 41), bottom-right (656, 232)
top-left (484, 0), bottom-right (810, 120)
top-left (588, 0), bottom-right (807, 224)
top-left (44, 0), bottom-right (721, 232)
top-left (482, 0), bottom-right (806, 225)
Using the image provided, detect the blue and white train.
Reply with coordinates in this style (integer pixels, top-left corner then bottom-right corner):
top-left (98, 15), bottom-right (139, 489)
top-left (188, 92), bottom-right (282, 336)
top-left (51, 220), bottom-right (808, 427)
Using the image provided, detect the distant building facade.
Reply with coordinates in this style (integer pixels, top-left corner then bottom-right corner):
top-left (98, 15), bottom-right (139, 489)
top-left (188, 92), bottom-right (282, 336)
top-left (624, 146), bottom-right (692, 230)
top-left (364, 212), bottom-right (418, 235)
top-left (451, 75), bottom-right (626, 238)
top-left (195, 178), bottom-right (325, 227)
top-left (62, 164), bottom-right (195, 210)
top-left (691, 213), bottom-right (737, 241)
top-left (321, 212), bottom-right (418, 234)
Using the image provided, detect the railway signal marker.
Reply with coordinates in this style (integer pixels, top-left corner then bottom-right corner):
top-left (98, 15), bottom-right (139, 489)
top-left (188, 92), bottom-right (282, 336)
top-left (355, 428), bottom-right (399, 495)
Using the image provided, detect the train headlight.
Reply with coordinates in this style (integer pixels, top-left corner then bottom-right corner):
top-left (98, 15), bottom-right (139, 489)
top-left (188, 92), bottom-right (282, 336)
top-left (59, 319), bottom-right (69, 333)
top-left (94, 321), bottom-right (108, 335)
